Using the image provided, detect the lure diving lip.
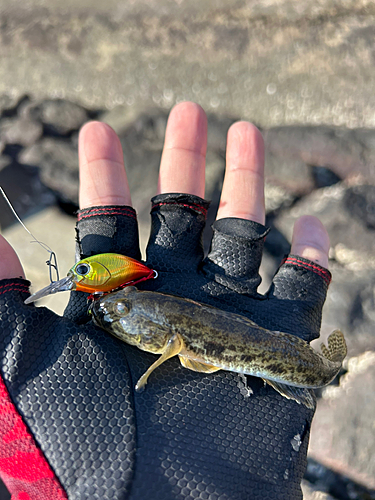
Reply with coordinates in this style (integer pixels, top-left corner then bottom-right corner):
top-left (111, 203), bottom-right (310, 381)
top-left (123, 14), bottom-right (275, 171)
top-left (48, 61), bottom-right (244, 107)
top-left (24, 275), bottom-right (75, 304)
top-left (24, 253), bottom-right (157, 305)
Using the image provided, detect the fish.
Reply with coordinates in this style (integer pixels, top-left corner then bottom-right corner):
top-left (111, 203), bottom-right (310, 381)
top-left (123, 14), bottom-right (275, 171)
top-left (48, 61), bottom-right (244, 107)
top-left (24, 253), bottom-right (156, 304)
top-left (89, 286), bottom-right (347, 409)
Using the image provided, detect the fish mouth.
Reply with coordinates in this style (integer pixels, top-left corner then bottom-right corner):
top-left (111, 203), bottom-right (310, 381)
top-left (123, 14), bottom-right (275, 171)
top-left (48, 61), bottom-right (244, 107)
top-left (89, 301), bottom-right (108, 330)
top-left (24, 275), bottom-right (75, 304)
top-left (87, 299), bottom-right (99, 319)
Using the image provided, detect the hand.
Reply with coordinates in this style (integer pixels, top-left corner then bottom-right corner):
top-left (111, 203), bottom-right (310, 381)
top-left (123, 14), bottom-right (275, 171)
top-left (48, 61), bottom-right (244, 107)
top-left (0, 102), bottom-right (330, 500)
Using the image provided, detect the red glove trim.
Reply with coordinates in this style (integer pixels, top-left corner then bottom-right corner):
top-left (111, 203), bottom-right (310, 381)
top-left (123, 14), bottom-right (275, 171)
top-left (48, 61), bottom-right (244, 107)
top-left (283, 256), bottom-right (331, 285)
top-left (0, 283), bottom-right (30, 296)
top-left (77, 206), bottom-right (137, 221)
top-left (152, 201), bottom-right (208, 217)
top-left (0, 374), bottom-right (68, 500)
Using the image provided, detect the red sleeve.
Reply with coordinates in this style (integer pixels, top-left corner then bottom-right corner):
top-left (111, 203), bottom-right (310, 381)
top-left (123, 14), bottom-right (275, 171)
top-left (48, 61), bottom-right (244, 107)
top-left (0, 369), bottom-right (68, 500)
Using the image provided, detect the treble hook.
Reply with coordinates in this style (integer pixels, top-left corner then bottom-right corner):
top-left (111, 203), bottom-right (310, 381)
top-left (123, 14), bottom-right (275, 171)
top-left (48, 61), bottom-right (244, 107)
top-left (46, 251), bottom-right (60, 283)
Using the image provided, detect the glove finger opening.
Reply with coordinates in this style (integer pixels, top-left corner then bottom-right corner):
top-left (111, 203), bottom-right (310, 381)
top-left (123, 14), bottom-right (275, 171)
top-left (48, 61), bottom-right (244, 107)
top-left (264, 254), bottom-right (331, 342)
top-left (202, 217), bottom-right (269, 296)
top-left (65, 205), bottom-right (141, 322)
top-left (145, 193), bottom-right (210, 272)
top-left (75, 205), bottom-right (141, 261)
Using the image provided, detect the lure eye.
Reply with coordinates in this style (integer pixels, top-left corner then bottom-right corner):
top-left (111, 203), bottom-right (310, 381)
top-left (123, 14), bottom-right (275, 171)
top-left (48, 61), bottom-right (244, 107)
top-left (75, 263), bottom-right (90, 276)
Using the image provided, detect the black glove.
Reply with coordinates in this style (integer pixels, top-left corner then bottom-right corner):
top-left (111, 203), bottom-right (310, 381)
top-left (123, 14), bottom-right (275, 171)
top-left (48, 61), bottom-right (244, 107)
top-left (0, 194), bottom-right (331, 500)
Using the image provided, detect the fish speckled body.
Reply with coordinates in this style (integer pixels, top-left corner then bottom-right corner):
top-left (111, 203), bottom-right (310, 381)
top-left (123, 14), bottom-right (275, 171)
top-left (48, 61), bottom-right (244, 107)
top-left (90, 286), bottom-right (347, 408)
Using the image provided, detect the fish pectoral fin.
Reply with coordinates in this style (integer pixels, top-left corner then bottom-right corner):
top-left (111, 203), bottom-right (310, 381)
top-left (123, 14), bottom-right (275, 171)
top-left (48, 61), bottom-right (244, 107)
top-left (263, 379), bottom-right (315, 410)
top-left (178, 355), bottom-right (221, 373)
top-left (135, 333), bottom-right (183, 392)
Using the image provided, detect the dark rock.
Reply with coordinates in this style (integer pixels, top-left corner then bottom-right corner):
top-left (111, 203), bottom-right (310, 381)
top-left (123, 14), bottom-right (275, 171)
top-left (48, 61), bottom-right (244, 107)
top-left (0, 156), bottom-right (12, 171)
top-left (19, 138), bottom-right (79, 205)
top-left (99, 104), bottom-right (158, 135)
top-left (309, 354), bottom-right (375, 492)
top-left (0, 94), bottom-right (28, 118)
top-left (275, 183), bottom-right (375, 268)
top-left (264, 127), bottom-right (375, 188)
top-left (19, 99), bottom-right (89, 136)
top-left (116, 109), bottom-right (167, 232)
top-left (310, 166), bottom-right (341, 189)
top-left (318, 266), bottom-right (375, 356)
top-left (1, 144), bottom-right (23, 160)
top-left (344, 184), bottom-right (375, 229)
top-left (0, 162), bottom-right (55, 229)
top-left (0, 117), bottom-right (43, 147)
top-left (265, 143), bottom-right (313, 195)
top-left (264, 218), bottom-right (291, 259)
top-left (305, 458), bottom-right (375, 500)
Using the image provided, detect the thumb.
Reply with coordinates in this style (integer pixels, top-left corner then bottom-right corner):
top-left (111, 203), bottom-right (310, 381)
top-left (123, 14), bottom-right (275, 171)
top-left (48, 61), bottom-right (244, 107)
top-left (0, 234), bottom-right (25, 279)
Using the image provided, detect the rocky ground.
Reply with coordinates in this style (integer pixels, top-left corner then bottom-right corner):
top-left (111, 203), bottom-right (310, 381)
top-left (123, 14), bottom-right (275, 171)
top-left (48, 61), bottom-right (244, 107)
top-left (0, 1), bottom-right (375, 499)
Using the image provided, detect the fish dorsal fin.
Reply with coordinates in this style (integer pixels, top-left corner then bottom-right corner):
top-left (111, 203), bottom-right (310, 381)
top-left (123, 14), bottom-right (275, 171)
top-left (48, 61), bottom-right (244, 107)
top-left (178, 355), bottom-right (221, 373)
top-left (263, 379), bottom-right (315, 409)
top-left (321, 329), bottom-right (347, 363)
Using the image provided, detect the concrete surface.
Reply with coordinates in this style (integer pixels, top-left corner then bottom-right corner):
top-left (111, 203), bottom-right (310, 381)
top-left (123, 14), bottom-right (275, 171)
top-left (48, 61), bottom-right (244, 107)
top-left (1, 1), bottom-right (375, 128)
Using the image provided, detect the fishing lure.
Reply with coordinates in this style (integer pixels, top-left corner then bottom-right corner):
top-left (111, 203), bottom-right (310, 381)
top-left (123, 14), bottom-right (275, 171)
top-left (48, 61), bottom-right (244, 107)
top-left (24, 253), bottom-right (157, 304)
top-left (0, 187), bottom-right (157, 304)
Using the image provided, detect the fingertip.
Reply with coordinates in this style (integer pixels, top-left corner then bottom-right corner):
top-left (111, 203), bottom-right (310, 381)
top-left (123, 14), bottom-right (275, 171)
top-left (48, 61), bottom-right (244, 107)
top-left (291, 216), bottom-right (330, 268)
top-left (217, 121), bottom-right (265, 223)
top-left (158, 101), bottom-right (207, 198)
top-left (164, 101), bottom-right (207, 157)
top-left (0, 235), bottom-right (25, 280)
top-left (167, 102), bottom-right (207, 136)
top-left (79, 121), bottom-right (123, 166)
top-left (227, 122), bottom-right (264, 164)
top-left (78, 120), bottom-right (131, 209)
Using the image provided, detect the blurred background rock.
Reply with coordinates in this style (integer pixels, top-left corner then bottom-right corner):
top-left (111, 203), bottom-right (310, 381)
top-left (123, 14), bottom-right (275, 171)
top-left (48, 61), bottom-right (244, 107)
top-left (0, 0), bottom-right (375, 498)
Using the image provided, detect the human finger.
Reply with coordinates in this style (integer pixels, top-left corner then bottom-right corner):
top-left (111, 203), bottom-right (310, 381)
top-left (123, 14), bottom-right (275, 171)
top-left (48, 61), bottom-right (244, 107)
top-left (216, 122), bottom-right (265, 224)
top-left (157, 102), bottom-right (207, 198)
top-left (290, 215), bottom-right (330, 269)
top-left (79, 121), bottom-right (131, 209)
top-left (267, 216), bottom-right (330, 343)
top-left (66, 121), bottom-right (140, 322)
top-left (0, 234), bottom-right (25, 279)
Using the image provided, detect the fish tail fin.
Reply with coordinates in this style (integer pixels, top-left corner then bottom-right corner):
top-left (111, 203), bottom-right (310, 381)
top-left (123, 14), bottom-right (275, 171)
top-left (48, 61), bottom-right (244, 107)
top-left (321, 329), bottom-right (347, 363)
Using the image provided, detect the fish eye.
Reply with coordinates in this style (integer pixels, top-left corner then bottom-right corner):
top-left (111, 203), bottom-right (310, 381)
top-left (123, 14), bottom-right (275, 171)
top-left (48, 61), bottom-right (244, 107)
top-left (115, 302), bottom-right (129, 315)
top-left (75, 263), bottom-right (90, 276)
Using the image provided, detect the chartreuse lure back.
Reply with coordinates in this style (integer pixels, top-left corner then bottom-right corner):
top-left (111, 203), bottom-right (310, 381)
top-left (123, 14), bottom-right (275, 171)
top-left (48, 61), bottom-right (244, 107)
top-left (24, 253), bottom-right (156, 304)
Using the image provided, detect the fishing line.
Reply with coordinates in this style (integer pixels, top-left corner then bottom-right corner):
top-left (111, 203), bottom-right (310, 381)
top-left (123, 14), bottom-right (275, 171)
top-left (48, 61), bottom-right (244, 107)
top-left (0, 187), bottom-right (60, 283)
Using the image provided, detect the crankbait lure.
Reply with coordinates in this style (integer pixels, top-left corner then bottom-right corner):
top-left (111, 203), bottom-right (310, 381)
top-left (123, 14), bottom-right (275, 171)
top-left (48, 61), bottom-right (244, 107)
top-left (25, 253), bottom-right (157, 304)
top-left (90, 286), bottom-right (347, 409)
